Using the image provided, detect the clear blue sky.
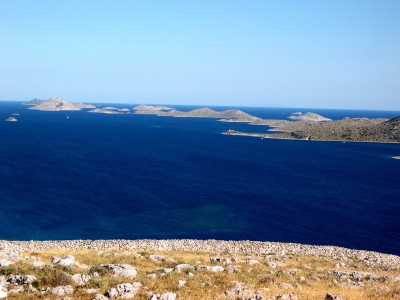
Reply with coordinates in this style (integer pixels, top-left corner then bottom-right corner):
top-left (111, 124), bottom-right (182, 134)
top-left (1, 0), bottom-right (399, 110)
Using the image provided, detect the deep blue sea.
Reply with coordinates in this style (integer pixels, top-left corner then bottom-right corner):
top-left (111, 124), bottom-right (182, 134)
top-left (1, 101), bottom-right (400, 255)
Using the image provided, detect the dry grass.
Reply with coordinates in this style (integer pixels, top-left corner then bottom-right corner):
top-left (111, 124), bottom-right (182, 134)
top-left (1, 249), bottom-right (399, 299)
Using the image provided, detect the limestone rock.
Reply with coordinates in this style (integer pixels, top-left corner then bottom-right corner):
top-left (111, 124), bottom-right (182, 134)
top-left (52, 255), bottom-right (76, 267)
top-left (0, 290), bottom-right (7, 299)
top-left (196, 265), bottom-right (224, 272)
top-left (107, 282), bottom-right (141, 299)
top-left (174, 263), bottom-right (194, 273)
top-left (7, 274), bottom-right (37, 285)
top-left (149, 292), bottom-right (177, 300)
top-left (71, 273), bottom-right (92, 286)
top-left (32, 261), bottom-right (45, 268)
top-left (178, 280), bottom-right (186, 287)
top-left (246, 259), bottom-right (260, 265)
top-left (279, 282), bottom-right (294, 290)
top-left (93, 293), bottom-right (108, 300)
top-left (0, 277), bottom-right (6, 300)
top-left (325, 293), bottom-right (343, 300)
top-left (273, 294), bottom-right (298, 300)
top-left (101, 264), bottom-right (137, 278)
top-left (148, 254), bottom-right (165, 262)
top-left (0, 259), bottom-right (11, 267)
top-left (51, 285), bottom-right (73, 296)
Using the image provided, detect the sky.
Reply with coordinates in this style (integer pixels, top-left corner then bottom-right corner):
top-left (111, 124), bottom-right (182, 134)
top-left (0, 0), bottom-right (399, 110)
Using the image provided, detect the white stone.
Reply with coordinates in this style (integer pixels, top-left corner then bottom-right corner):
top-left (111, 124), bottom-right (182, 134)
top-left (246, 259), bottom-right (260, 265)
top-left (101, 264), bottom-right (137, 278)
top-left (106, 282), bottom-right (141, 299)
top-left (148, 254), bottom-right (165, 262)
top-left (51, 285), bottom-right (73, 296)
top-left (174, 263), bottom-right (193, 273)
top-left (0, 259), bottom-right (11, 267)
top-left (178, 280), bottom-right (186, 287)
top-left (0, 290), bottom-right (7, 299)
top-left (93, 294), bottom-right (108, 300)
top-left (71, 273), bottom-right (91, 286)
top-left (150, 293), bottom-right (177, 300)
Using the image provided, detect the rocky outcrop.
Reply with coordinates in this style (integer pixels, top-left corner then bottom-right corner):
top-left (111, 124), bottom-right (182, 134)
top-left (28, 97), bottom-right (95, 111)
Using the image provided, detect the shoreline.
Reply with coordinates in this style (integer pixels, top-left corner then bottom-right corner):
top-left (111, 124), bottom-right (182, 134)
top-left (222, 130), bottom-right (400, 144)
top-left (1, 239), bottom-right (399, 266)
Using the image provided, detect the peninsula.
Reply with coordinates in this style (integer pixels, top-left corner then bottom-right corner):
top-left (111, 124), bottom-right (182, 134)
top-left (224, 116), bottom-right (400, 144)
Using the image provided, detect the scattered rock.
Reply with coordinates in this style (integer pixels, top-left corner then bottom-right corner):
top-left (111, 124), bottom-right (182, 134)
top-left (93, 294), bottom-right (108, 300)
top-left (196, 265), bottom-right (224, 272)
top-left (71, 273), bottom-right (92, 286)
top-left (174, 263), bottom-right (194, 273)
top-left (148, 254), bottom-right (165, 262)
top-left (246, 259), bottom-right (260, 265)
top-left (0, 259), bottom-right (11, 267)
top-left (107, 282), bottom-right (141, 299)
top-left (7, 274), bottom-right (37, 285)
top-left (280, 282), bottom-right (294, 290)
top-left (101, 264), bottom-right (137, 278)
top-left (274, 293), bottom-right (298, 300)
top-left (178, 280), bottom-right (186, 287)
top-left (51, 285), bottom-right (74, 296)
top-left (149, 292), bottom-right (177, 300)
top-left (325, 293), bottom-right (343, 300)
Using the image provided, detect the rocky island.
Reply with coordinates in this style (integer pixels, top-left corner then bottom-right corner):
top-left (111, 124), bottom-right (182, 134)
top-left (224, 115), bottom-right (400, 143)
top-left (5, 117), bottom-right (17, 122)
top-left (25, 97), bottom-right (95, 111)
top-left (88, 107), bottom-right (131, 114)
top-left (134, 105), bottom-right (260, 123)
top-left (134, 105), bottom-right (400, 143)
top-left (0, 239), bottom-right (399, 300)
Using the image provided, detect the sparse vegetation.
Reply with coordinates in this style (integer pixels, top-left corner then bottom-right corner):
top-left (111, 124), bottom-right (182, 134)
top-left (1, 247), bottom-right (399, 299)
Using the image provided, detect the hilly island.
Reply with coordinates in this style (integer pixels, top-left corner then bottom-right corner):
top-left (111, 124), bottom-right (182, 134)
top-left (21, 97), bottom-right (400, 144)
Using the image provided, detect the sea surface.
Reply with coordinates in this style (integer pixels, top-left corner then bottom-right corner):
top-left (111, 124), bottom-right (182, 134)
top-left (1, 101), bottom-right (400, 255)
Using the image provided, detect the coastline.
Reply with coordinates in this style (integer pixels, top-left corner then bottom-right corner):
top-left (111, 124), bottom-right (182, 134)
top-left (222, 130), bottom-right (400, 144)
top-left (1, 239), bottom-right (399, 266)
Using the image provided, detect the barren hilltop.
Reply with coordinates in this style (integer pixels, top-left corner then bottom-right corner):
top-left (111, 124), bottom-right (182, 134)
top-left (1, 239), bottom-right (399, 300)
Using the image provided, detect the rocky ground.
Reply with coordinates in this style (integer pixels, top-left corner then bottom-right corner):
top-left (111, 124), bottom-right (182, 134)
top-left (225, 116), bottom-right (400, 143)
top-left (1, 240), bottom-right (399, 299)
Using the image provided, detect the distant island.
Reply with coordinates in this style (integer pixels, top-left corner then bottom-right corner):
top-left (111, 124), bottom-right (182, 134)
top-left (134, 104), bottom-right (400, 144)
top-left (5, 116), bottom-right (17, 122)
top-left (20, 100), bottom-right (400, 144)
top-left (24, 97), bottom-right (95, 111)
